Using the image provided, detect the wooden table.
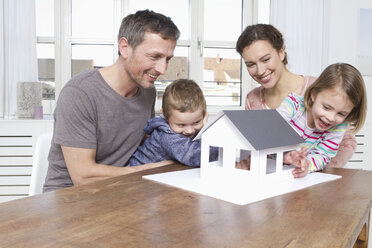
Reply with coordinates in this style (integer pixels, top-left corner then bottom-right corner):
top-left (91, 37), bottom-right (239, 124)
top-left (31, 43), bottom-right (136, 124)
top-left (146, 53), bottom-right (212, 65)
top-left (0, 164), bottom-right (371, 248)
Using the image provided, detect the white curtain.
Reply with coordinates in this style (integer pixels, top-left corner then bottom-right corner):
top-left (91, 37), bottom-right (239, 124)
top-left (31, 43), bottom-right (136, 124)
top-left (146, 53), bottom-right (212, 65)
top-left (270, 0), bottom-right (323, 77)
top-left (0, 0), bottom-right (38, 118)
top-left (0, 1), bottom-right (4, 117)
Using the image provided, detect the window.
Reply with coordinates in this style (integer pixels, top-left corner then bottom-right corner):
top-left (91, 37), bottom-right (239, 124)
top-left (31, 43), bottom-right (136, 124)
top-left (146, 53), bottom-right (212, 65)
top-left (35, 0), bottom-right (270, 115)
top-left (70, 0), bottom-right (116, 76)
top-left (202, 0), bottom-right (242, 107)
top-left (36, 0), bottom-right (55, 114)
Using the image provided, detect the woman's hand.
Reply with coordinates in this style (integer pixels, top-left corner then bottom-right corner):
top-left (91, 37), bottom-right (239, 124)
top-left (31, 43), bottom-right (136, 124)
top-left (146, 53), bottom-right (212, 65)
top-left (236, 156), bottom-right (251, 170)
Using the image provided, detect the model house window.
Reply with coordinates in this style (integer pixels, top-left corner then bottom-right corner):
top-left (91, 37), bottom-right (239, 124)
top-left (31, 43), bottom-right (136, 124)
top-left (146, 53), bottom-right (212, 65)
top-left (35, 0), bottom-right (270, 115)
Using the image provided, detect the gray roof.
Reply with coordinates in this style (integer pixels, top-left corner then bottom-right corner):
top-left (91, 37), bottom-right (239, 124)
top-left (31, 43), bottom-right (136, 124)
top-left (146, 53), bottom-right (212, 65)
top-left (223, 110), bottom-right (303, 150)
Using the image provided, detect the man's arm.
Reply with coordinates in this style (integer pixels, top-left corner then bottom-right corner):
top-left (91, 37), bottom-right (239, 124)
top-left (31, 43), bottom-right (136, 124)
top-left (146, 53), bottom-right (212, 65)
top-left (61, 146), bottom-right (173, 186)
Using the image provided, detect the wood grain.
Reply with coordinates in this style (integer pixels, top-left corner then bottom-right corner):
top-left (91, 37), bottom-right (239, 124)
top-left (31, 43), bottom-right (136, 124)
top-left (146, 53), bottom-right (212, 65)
top-left (0, 165), bottom-right (371, 248)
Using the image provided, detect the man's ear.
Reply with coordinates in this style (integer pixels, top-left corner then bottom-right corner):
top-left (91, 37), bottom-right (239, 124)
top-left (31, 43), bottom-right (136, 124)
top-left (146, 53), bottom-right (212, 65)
top-left (160, 108), bottom-right (163, 114)
top-left (118, 37), bottom-right (130, 58)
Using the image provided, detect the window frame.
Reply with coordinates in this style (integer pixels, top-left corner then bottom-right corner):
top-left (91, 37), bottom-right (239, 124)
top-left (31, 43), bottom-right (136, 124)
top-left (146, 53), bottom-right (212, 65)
top-left (37, 0), bottom-right (262, 115)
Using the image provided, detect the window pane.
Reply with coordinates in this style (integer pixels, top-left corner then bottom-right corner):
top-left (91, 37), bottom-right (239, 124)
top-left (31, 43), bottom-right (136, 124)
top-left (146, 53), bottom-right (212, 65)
top-left (35, 0), bottom-right (54, 36)
top-left (155, 46), bottom-right (189, 110)
top-left (37, 44), bottom-right (55, 114)
top-left (37, 44), bottom-right (55, 59)
top-left (71, 0), bottom-right (115, 37)
top-left (129, 0), bottom-right (189, 40)
top-left (71, 44), bottom-right (114, 76)
top-left (204, 0), bottom-right (242, 41)
top-left (203, 48), bottom-right (241, 106)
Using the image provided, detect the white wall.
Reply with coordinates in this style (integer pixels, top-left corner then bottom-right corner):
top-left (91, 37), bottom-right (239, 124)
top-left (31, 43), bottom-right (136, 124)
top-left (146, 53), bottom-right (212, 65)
top-left (322, 0), bottom-right (372, 65)
top-left (323, 0), bottom-right (372, 124)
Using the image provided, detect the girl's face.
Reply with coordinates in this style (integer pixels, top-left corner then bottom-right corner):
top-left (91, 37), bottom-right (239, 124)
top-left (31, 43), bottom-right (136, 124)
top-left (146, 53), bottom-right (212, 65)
top-left (307, 86), bottom-right (354, 131)
top-left (241, 40), bottom-right (286, 89)
top-left (167, 108), bottom-right (204, 138)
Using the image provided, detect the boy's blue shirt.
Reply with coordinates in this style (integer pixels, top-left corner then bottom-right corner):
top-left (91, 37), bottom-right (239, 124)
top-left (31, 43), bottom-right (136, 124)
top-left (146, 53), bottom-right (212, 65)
top-left (128, 116), bottom-right (218, 167)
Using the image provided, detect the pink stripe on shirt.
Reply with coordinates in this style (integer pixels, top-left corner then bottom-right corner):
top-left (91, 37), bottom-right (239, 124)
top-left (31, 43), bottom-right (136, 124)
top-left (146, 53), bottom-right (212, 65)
top-left (319, 141), bottom-right (339, 151)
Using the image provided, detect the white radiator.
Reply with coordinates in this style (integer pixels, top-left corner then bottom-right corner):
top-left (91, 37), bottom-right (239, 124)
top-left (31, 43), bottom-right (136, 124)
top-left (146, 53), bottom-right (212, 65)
top-left (344, 123), bottom-right (372, 170)
top-left (0, 120), bottom-right (53, 203)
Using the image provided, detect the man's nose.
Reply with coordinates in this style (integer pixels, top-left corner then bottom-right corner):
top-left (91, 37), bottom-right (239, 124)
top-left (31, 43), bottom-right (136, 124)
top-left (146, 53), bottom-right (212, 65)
top-left (155, 59), bottom-right (168, 75)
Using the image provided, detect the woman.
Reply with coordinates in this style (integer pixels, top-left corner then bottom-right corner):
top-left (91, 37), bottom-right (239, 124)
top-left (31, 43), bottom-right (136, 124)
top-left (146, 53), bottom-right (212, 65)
top-left (235, 24), bottom-right (356, 168)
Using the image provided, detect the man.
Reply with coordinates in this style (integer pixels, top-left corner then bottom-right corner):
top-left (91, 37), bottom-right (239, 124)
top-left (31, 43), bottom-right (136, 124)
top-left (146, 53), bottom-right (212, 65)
top-left (43, 10), bottom-right (180, 192)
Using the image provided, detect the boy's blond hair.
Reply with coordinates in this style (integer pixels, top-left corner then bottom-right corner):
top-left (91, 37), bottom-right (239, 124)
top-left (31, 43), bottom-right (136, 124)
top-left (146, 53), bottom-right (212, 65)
top-left (162, 79), bottom-right (206, 120)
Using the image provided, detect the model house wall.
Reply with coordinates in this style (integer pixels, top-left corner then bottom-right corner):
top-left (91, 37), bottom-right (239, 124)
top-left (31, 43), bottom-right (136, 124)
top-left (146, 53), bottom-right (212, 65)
top-left (197, 110), bottom-right (303, 186)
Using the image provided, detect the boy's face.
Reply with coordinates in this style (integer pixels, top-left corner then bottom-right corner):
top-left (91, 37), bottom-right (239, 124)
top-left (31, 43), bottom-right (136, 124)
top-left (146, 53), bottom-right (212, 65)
top-left (168, 108), bottom-right (205, 138)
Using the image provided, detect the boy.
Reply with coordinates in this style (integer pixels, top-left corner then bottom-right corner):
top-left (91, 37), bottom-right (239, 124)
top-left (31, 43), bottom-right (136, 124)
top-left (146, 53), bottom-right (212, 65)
top-left (128, 79), bottom-right (218, 167)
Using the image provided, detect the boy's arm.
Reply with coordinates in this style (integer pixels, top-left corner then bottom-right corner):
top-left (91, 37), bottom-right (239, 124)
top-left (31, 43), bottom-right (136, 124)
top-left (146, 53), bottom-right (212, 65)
top-left (161, 133), bottom-right (218, 167)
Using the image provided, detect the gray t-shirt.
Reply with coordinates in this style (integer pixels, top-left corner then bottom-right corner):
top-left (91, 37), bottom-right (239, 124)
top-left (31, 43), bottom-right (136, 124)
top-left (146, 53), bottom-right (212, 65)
top-left (43, 69), bottom-right (156, 192)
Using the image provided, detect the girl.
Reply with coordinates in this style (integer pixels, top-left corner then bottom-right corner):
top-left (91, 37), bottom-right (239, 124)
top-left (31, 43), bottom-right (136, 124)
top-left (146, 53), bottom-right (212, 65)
top-left (278, 63), bottom-right (367, 177)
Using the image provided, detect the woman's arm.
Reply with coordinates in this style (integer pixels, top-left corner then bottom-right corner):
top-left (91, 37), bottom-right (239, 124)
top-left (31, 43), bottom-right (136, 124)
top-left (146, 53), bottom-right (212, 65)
top-left (327, 130), bottom-right (357, 167)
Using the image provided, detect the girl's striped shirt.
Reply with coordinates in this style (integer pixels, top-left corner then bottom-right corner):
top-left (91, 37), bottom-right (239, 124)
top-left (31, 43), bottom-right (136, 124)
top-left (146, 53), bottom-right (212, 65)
top-left (277, 93), bottom-right (347, 172)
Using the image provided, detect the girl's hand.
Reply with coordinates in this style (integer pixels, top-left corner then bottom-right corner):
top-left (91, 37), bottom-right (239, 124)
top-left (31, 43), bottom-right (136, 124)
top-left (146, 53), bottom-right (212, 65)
top-left (284, 148), bottom-right (310, 178)
top-left (291, 157), bottom-right (310, 178)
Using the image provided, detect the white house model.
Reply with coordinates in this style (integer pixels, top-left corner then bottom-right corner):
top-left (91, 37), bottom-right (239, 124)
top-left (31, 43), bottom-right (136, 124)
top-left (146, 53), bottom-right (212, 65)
top-left (145, 109), bottom-right (340, 205)
top-left (194, 110), bottom-right (304, 186)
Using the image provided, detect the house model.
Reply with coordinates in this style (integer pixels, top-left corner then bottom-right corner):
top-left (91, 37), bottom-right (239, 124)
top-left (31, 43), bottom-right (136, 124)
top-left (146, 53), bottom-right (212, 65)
top-left (145, 109), bottom-right (341, 206)
top-left (194, 110), bottom-right (304, 186)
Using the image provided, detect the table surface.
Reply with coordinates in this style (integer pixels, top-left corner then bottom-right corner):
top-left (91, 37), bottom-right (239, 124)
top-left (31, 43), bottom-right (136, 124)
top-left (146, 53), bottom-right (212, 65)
top-left (0, 164), bottom-right (371, 248)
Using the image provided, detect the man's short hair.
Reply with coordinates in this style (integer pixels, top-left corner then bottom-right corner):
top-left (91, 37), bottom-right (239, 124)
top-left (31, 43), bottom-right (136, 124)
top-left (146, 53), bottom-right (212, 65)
top-left (118, 9), bottom-right (180, 54)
